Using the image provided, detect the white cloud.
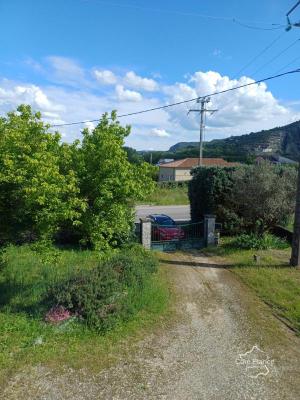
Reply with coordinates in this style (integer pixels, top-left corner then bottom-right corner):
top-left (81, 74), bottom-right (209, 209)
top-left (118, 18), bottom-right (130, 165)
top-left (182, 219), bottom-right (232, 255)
top-left (211, 49), bottom-right (232, 60)
top-left (24, 57), bottom-right (44, 73)
top-left (48, 56), bottom-right (84, 77)
top-left (0, 78), bottom-right (171, 144)
top-left (150, 128), bottom-right (171, 137)
top-left (94, 69), bottom-right (117, 85)
top-left (164, 71), bottom-right (300, 138)
top-left (46, 56), bottom-right (87, 87)
top-left (1, 63), bottom-right (300, 150)
top-left (115, 84), bottom-right (142, 102)
top-left (0, 82), bottom-right (64, 113)
top-left (212, 49), bottom-right (222, 57)
top-left (124, 71), bottom-right (158, 92)
top-left (93, 69), bottom-right (159, 91)
top-left (83, 121), bottom-right (95, 132)
top-left (20, 86), bottom-right (51, 109)
top-left (163, 82), bottom-right (197, 101)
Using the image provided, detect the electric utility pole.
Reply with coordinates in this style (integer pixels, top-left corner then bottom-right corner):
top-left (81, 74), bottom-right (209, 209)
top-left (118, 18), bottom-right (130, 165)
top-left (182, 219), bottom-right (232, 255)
top-left (286, 1), bottom-right (300, 266)
top-left (291, 160), bottom-right (300, 267)
top-left (188, 97), bottom-right (217, 166)
top-left (286, 1), bottom-right (300, 31)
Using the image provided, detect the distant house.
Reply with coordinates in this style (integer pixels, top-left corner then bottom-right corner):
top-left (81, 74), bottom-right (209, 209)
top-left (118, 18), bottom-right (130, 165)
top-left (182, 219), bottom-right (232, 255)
top-left (157, 158), bottom-right (174, 166)
top-left (158, 158), bottom-right (239, 182)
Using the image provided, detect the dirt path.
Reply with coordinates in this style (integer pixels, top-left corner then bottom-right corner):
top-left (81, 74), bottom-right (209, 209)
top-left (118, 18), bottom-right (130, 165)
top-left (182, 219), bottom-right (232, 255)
top-left (3, 253), bottom-right (300, 400)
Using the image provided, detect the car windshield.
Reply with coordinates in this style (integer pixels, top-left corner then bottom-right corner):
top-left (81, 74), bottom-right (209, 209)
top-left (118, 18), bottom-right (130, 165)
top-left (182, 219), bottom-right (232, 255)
top-left (156, 217), bottom-right (175, 226)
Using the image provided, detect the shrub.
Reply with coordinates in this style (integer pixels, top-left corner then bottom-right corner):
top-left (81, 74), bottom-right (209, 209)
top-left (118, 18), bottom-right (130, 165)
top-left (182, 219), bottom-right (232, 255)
top-left (157, 181), bottom-right (189, 189)
top-left (0, 244), bottom-right (101, 313)
top-left (49, 262), bottom-right (123, 331)
top-left (188, 166), bottom-right (237, 226)
top-left (229, 163), bottom-right (297, 235)
top-left (48, 245), bottom-right (158, 332)
top-left (232, 233), bottom-right (289, 250)
top-left (189, 163), bottom-right (297, 235)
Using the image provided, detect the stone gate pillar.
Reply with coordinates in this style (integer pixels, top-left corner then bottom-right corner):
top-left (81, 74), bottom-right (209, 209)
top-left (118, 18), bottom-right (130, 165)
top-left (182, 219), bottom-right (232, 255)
top-left (204, 214), bottom-right (216, 247)
top-left (140, 218), bottom-right (152, 250)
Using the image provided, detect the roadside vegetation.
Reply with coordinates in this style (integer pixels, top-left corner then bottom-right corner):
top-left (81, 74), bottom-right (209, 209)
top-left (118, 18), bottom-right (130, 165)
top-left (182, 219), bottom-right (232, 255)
top-left (138, 183), bottom-right (189, 206)
top-left (0, 104), bottom-right (299, 388)
top-left (285, 217), bottom-right (294, 231)
top-left (203, 236), bottom-right (300, 334)
top-left (0, 105), bottom-right (172, 386)
top-left (189, 163), bottom-right (297, 235)
top-left (189, 161), bottom-right (299, 334)
top-left (0, 244), bottom-right (171, 385)
top-left (0, 105), bottom-right (155, 250)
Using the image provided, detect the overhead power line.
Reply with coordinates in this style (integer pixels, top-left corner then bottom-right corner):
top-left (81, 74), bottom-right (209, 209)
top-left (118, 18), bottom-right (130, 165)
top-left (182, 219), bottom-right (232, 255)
top-left (252, 38), bottom-right (300, 76)
top-left (287, 0), bottom-right (300, 16)
top-left (275, 55), bottom-right (300, 73)
top-left (286, 1), bottom-right (300, 31)
top-left (233, 32), bottom-right (285, 78)
top-left (50, 68), bottom-right (300, 128)
top-left (94, 1), bottom-right (283, 27)
top-left (232, 19), bottom-right (284, 31)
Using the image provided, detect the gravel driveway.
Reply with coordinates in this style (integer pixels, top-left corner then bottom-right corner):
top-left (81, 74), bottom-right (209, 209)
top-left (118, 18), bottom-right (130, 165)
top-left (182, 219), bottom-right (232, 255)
top-left (3, 253), bottom-right (300, 400)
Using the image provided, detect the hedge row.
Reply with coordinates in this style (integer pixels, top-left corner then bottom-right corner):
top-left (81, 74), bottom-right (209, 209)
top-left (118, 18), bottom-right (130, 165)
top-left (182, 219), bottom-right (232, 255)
top-left (188, 166), bottom-right (235, 224)
top-left (188, 163), bottom-right (297, 235)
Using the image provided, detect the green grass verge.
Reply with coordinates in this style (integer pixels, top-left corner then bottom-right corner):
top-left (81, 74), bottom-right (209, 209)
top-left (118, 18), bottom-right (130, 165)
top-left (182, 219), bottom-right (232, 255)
top-left (203, 237), bottom-right (300, 334)
top-left (0, 246), bottom-right (172, 386)
top-left (285, 217), bottom-right (294, 231)
top-left (138, 185), bottom-right (189, 206)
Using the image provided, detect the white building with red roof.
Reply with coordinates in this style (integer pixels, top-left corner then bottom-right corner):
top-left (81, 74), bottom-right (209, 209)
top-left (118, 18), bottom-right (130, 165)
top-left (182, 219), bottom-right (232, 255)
top-left (158, 158), bottom-right (239, 182)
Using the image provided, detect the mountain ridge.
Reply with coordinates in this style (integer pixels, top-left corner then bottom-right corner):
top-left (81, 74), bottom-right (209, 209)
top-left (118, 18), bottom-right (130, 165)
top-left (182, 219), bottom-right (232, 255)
top-left (169, 120), bottom-right (300, 161)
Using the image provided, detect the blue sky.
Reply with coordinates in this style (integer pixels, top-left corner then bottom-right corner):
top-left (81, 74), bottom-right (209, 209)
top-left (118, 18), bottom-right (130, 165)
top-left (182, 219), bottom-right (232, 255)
top-left (1, 0), bottom-right (300, 149)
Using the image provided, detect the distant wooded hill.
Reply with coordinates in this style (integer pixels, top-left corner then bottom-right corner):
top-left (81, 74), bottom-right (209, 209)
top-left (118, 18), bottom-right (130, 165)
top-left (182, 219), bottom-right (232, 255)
top-left (140, 120), bottom-right (300, 164)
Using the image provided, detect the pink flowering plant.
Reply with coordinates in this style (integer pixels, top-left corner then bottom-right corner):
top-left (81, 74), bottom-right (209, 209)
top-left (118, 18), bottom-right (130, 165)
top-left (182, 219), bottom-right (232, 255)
top-left (45, 305), bottom-right (71, 324)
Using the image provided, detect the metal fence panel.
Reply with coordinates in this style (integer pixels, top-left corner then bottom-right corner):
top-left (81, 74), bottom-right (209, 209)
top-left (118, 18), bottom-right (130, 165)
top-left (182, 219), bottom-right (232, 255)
top-left (151, 222), bottom-right (204, 251)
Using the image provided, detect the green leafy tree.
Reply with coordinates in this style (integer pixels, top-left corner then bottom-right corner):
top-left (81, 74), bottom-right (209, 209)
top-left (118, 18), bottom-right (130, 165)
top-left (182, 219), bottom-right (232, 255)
top-left (189, 166), bottom-right (236, 223)
top-left (0, 105), bottom-right (85, 243)
top-left (123, 146), bottom-right (143, 164)
top-left (229, 162), bottom-right (297, 234)
top-left (189, 163), bottom-right (296, 235)
top-left (77, 112), bottom-right (155, 250)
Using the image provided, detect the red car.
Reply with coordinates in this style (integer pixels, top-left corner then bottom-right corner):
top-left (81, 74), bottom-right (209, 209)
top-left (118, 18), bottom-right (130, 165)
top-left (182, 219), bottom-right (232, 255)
top-left (148, 214), bottom-right (185, 241)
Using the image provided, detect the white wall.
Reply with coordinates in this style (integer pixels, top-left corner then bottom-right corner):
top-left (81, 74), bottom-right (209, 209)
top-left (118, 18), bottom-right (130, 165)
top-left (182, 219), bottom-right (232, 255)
top-left (159, 167), bottom-right (175, 181)
top-left (175, 168), bottom-right (192, 181)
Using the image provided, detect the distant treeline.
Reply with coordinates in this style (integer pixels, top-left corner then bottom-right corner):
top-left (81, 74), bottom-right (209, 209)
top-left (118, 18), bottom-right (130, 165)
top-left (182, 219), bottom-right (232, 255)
top-left (140, 147), bottom-right (254, 164)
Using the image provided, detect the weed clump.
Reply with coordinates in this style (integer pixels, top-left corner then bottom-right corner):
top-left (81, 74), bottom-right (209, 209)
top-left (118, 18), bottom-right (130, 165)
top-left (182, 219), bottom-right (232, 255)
top-left (48, 245), bottom-right (158, 332)
top-left (232, 233), bottom-right (289, 250)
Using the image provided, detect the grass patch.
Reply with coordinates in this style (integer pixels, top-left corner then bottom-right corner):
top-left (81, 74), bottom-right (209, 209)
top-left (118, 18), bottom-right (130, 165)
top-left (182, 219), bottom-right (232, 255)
top-left (231, 233), bottom-right (289, 250)
top-left (285, 216), bottom-right (294, 231)
top-left (138, 184), bottom-right (189, 206)
top-left (202, 237), bottom-right (300, 334)
top-left (233, 266), bottom-right (300, 333)
top-left (0, 244), bottom-right (100, 315)
top-left (0, 245), bottom-right (172, 386)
